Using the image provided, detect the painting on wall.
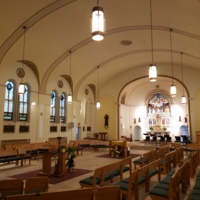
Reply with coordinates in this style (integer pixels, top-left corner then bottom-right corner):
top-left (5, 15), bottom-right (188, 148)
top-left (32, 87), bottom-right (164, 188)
top-left (147, 93), bottom-right (170, 114)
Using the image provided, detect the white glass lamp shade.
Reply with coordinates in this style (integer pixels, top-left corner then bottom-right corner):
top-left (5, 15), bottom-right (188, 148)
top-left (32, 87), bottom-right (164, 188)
top-left (18, 83), bottom-right (25, 94)
top-left (92, 6), bottom-right (105, 41)
top-left (67, 94), bottom-right (72, 104)
top-left (181, 95), bottom-right (187, 104)
top-left (149, 64), bottom-right (157, 82)
top-left (96, 101), bottom-right (101, 109)
top-left (170, 84), bottom-right (176, 97)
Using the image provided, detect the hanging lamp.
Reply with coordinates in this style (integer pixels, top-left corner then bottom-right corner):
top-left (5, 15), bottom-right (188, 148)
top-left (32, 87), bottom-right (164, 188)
top-left (148, 0), bottom-right (157, 82)
top-left (181, 52), bottom-right (186, 104)
top-left (18, 26), bottom-right (27, 95)
top-left (67, 51), bottom-right (72, 104)
top-left (91, 0), bottom-right (105, 41)
top-left (169, 29), bottom-right (176, 97)
top-left (96, 66), bottom-right (100, 109)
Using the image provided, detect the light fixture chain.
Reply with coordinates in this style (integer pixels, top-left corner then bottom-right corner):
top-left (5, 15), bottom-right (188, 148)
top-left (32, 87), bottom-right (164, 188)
top-left (97, 66), bottom-right (99, 100)
top-left (150, 0), bottom-right (154, 64)
top-left (69, 51), bottom-right (72, 77)
top-left (170, 29), bottom-right (174, 82)
top-left (181, 52), bottom-right (184, 95)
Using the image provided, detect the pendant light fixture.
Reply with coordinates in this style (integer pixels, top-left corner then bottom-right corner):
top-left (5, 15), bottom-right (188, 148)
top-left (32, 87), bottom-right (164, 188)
top-left (67, 51), bottom-right (72, 104)
top-left (96, 66), bottom-right (100, 109)
top-left (148, 0), bottom-right (157, 82)
top-left (181, 52), bottom-right (187, 104)
top-left (169, 29), bottom-right (176, 97)
top-left (18, 26), bottom-right (27, 95)
top-left (91, 0), bottom-right (105, 41)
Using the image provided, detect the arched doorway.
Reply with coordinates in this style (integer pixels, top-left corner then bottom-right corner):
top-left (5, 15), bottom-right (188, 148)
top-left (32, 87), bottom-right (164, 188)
top-left (134, 125), bottom-right (141, 141)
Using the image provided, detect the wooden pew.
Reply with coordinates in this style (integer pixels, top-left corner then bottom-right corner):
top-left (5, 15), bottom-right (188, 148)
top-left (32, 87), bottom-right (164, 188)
top-left (0, 150), bottom-right (23, 166)
top-left (102, 160), bottom-right (122, 185)
top-left (39, 188), bottom-right (93, 200)
top-left (133, 151), bottom-right (151, 169)
top-left (79, 166), bottom-right (104, 189)
top-left (95, 186), bottom-right (120, 200)
top-left (5, 193), bottom-right (37, 200)
top-left (0, 179), bottom-right (24, 199)
top-left (117, 169), bottom-right (138, 200)
top-left (160, 151), bottom-right (172, 174)
top-left (24, 177), bottom-right (49, 196)
top-left (149, 161), bottom-right (189, 199)
top-left (148, 159), bottom-right (161, 182)
top-left (17, 149), bottom-right (31, 165)
top-left (117, 165), bottom-right (149, 200)
top-left (149, 169), bottom-right (179, 200)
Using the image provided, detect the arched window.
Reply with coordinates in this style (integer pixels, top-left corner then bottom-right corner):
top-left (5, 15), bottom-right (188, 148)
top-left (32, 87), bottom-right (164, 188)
top-left (60, 93), bottom-right (66, 123)
top-left (19, 85), bottom-right (29, 121)
top-left (4, 81), bottom-right (14, 121)
top-left (50, 91), bottom-right (56, 122)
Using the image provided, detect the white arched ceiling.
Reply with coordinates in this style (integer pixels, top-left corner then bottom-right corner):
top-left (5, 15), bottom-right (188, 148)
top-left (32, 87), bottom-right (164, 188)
top-left (0, 0), bottom-right (200, 98)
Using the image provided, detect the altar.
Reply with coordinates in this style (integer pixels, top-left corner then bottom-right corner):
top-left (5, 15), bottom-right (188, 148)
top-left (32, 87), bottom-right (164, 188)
top-left (146, 131), bottom-right (170, 136)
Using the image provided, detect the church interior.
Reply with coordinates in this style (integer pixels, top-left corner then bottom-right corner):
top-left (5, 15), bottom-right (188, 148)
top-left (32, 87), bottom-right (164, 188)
top-left (0, 0), bottom-right (200, 199)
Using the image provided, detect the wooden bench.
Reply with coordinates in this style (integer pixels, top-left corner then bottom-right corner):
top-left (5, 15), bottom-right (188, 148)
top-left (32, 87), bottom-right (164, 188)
top-left (39, 188), bottom-right (93, 200)
top-left (0, 150), bottom-right (24, 166)
top-left (95, 186), bottom-right (121, 200)
top-left (133, 151), bottom-right (151, 170)
top-left (148, 159), bottom-right (161, 182)
top-left (5, 193), bottom-right (37, 200)
top-left (149, 162), bottom-right (188, 200)
top-left (188, 168), bottom-right (200, 200)
top-left (0, 179), bottom-right (24, 199)
top-left (79, 166), bottom-right (104, 189)
top-left (24, 176), bottom-right (49, 196)
top-left (90, 140), bottom-right (109, 152)
top-left (116, 164), bottom-right (149, 200)
top-left (17, 149), bottom-right (31, 165)
top-left (79, 158), bottom-right (132, 189)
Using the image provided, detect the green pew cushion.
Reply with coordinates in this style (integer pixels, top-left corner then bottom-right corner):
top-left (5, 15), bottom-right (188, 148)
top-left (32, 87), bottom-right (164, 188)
top-left (133, 158), bottom-right (148, 164)
top-left (115, 181), bottom-right (134, 191)
top-left (160, 175), bottom-right (172, 184)
top-left (149, 169), bottom-right (158, 177)
top-left (188, 193), bottom-right (200, 200)
top-left (1, 191), bottom-right (23, 198)
top-left (191, 188), bottom-right (200, 195)
top-left (25, 189), bottom-right (45, 196)
top-left (153, 182), bottom-right (169, 190)
top-left (104, 170), bottom-right (120, 181)
top-left (149, 187), bottom-right (168, 198)
top-left (121, 176), bottom-right (146, 185)
top-left (79, 177), bottom-right (101, 185)
top-left (122, 166), bottom-right (130, 172)
top-left (194, 179), bottom-right (200, 189)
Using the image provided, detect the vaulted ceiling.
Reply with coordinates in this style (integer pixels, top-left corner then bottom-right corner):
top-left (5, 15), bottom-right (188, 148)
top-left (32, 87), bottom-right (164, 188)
top-left (0, 0), bottom-right (200, 97)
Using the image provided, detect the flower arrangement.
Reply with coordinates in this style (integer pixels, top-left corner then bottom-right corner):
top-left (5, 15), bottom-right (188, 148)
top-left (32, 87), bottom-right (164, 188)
top-left (149, 126), bottom-right (154, 131)
top-left (66, 147), bottom-right (76, 172)
top-left (163, 127), bottom-right (167, 131)
top-left (110, 146), bottom-right (122, 158)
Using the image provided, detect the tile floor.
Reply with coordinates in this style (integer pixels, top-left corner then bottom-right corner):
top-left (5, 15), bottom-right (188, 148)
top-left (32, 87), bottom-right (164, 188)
top-left (0, 142), bottom-right (198, 200)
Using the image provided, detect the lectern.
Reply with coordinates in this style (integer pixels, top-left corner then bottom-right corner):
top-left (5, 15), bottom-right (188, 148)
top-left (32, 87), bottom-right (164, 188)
top-left (54, 137), bottom-right (66, 177)
top-left (38, 146), bottom-right (55, 176)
